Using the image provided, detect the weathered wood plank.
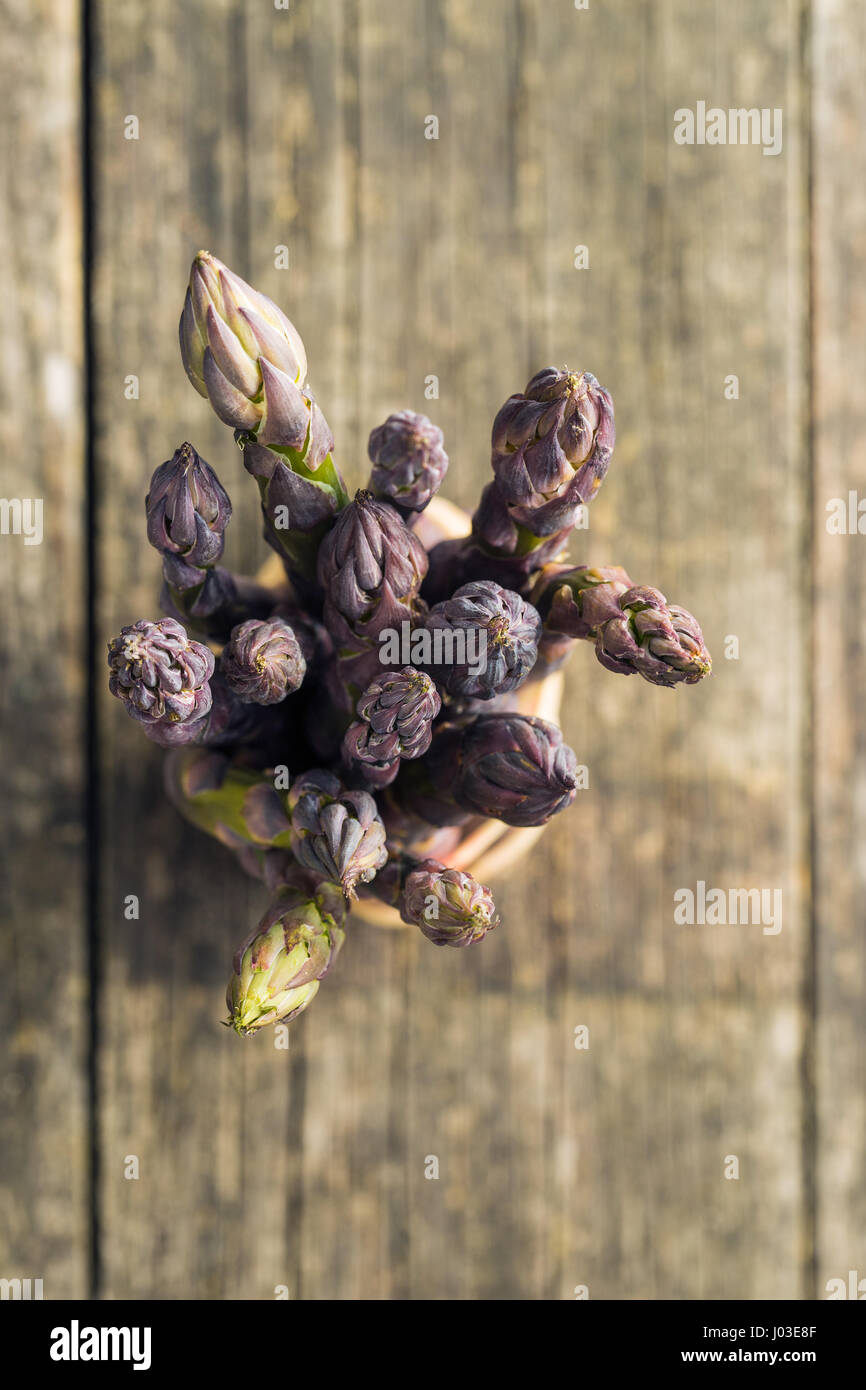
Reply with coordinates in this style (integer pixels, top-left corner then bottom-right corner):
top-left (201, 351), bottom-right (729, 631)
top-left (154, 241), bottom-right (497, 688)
top-left (289, 0), bottom-right (537, 1300)
top-left (504, 0), bottom-right (810, 1297)
top-left (92, 0), bottom-right (282, 1299)
top-left (293, 0), bottom-right (809, 1301)
top-left (812, 0), bottom-right (866, 1303)
top-left (91, 0), bottom-right (814, 1302)
top-left (0, 0), bottom-right (88, 1298)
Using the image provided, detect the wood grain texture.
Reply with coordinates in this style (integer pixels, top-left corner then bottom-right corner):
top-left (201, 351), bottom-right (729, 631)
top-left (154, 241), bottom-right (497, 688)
top-left (91, 0), bottom-right (271, 1300)
top-left (514, 0), bottom-right (811, 1299)
top-left (0, 0), bottom-right (88, 1298)
top-left (812, 0), bottom-right (866, 1301)
top-left (0, 0), bottom-right (850, 1302)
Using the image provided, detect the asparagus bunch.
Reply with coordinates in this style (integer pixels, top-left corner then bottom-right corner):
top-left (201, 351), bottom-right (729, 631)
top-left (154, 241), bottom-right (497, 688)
top-left (107, 251), bottom-right (712, 1038)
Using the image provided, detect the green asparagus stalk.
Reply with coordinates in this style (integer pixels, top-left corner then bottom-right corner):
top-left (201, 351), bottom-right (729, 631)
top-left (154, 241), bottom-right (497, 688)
top-left (163, 747), bottom-right (293, 850)
top-left (237, 432), bottom-right (349, 598)
top-left (226, 874), bottom-right (346, 1035)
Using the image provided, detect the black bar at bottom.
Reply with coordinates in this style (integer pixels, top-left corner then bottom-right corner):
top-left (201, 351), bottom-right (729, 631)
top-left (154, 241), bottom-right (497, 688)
top-left (2, 1296), bottom-right (861, 1375)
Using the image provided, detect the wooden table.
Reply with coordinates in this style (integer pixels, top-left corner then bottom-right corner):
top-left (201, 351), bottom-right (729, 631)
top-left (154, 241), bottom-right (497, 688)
top-left (0, 0), bottom-right (863, 1300)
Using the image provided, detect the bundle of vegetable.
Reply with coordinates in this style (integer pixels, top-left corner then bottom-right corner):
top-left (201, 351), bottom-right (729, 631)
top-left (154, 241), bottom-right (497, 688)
top-left (109, 252), bottom-right (711, 1036)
